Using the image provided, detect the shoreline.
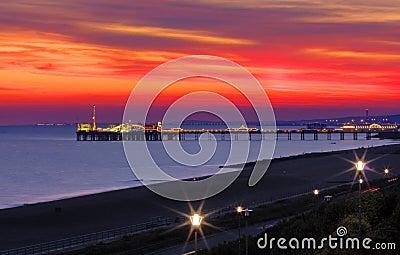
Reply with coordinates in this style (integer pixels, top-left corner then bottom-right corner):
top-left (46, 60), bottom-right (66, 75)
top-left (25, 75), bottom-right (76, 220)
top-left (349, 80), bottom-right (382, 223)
top-left (1, 142), bottom-right (399, 211)
top-left (1, 143), bottom-right (400, 250)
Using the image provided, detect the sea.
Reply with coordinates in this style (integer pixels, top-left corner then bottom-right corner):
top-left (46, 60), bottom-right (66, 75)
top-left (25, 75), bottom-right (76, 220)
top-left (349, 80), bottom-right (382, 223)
top-left (0, 125), bottom-right (398, 209)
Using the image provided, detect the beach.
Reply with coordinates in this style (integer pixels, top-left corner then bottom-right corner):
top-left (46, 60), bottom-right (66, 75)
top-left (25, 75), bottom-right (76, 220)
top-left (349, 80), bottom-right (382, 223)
top-left (1, 144), bottom-right (399, 251)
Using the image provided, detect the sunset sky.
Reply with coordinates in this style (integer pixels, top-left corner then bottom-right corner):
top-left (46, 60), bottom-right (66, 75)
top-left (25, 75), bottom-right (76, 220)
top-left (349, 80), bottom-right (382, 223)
top-left (0, 0), bottom-right (399, 125)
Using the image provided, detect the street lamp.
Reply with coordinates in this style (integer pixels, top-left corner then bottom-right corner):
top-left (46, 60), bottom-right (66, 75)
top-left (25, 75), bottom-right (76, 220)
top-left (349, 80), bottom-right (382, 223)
top-left (313, 189), bottom-right (320, 206)
top-left (190, 213), bottom-right (203, 255)
top-left (356, 160), bottom-right (365, 172)
top-left (355, 160), bottom-right (365, 237)
top-left (384, 168), bottom-right (389, 176)
top-left (243, 208), bottom-right (253, 255)
top-left (236, 206), bottom-right (243, 255)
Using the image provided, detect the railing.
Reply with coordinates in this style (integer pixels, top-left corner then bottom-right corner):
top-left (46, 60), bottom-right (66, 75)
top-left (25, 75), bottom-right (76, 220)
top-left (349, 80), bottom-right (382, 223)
top-left (0, 217), bottom-right (172, 255)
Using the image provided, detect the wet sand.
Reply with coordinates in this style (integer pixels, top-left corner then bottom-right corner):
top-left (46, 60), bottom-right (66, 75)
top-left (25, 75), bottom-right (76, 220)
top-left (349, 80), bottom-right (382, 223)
top-left (1, 144), bottom-right (399, 250)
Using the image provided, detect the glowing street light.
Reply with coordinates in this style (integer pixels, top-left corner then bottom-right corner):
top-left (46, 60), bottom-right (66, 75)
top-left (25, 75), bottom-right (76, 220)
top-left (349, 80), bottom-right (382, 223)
top-left (355, 160), bottom-right (365, 237)
top-left (356, 160), bottom-right (365, 172)
top-left (190, 213), bottom-right (203, 255)
top-left (236, 206), bottom-right (243, 254)
top-left (243, 208), bottom-right (253, 255)
top-left (313, 189), bottom-right (319, 196)
top-left (384, 168), bottom-right (389, 175)
top-left (341, 151), bottom-right (376, 237)
top-left (190, 213), bottom-right (203, 228)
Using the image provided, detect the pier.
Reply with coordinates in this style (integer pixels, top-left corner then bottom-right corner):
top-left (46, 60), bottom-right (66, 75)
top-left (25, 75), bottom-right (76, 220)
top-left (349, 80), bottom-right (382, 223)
top-left (76, 128), bottom-right (400, 141)
top-left (76, 105), bottom-right (400, 142)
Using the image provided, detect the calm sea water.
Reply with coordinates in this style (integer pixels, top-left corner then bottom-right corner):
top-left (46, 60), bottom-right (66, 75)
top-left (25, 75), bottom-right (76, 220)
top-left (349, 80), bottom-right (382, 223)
top-left (0, 125), bottom-right (398, 209)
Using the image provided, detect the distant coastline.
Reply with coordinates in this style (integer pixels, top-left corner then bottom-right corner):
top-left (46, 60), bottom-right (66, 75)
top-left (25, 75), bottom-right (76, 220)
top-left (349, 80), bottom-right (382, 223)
top-left (36, 123), bottom-right (69, 126)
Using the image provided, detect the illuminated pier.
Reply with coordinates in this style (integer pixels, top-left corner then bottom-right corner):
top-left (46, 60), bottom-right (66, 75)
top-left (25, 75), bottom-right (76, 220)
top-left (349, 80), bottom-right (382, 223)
top-left (76, 124), bottom-right (400, 141)
top-left (76, 106), bottom-right (400, 141)
top-left (76, 123), bottom-right (264, 141)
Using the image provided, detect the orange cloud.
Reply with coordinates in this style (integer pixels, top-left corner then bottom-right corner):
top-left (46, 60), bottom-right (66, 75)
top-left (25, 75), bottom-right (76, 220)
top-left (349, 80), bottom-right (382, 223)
top-left (0, 32), bottom-right (186, 78)
top-left (305, 48), bottom-right (400, 61)
top-left (83, 23), bottom-right (256, 45)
